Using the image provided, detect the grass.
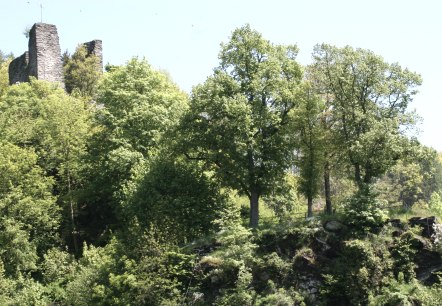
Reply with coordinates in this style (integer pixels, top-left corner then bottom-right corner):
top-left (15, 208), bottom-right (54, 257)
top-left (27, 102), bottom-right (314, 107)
top-left (387, 204), bottom-right (441, 222)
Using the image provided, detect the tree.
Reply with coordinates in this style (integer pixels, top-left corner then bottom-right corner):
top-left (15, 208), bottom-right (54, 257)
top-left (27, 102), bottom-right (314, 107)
top-left (121, 155), bottom-right (228, 243)
top-left (0, 51), bottom-right (13, 96)
top-left (292, 83), bottom-right (325, 217)
top-left (0, 80), bottom-right (92, 253)
top-left (0, 142), bottom-right (60, 276)
top-left (78, 58), bottom-right (188, 242)
top-left (179, 25), bottom-right (302, 227)
top-left (310, 44), bottom-right (422, 189)
top-left (377, 141), bottom-right (442, 208)
top-left (63, 44), bottom-right (102, 98)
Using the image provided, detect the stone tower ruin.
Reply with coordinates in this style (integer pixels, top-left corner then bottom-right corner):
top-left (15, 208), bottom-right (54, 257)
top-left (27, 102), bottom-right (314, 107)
top-left (8, 23), bottom-right (103, 88)
top-left (84, 39), bottom-right (103, 71)
top-left (29, 23), bottom-right (64, 84)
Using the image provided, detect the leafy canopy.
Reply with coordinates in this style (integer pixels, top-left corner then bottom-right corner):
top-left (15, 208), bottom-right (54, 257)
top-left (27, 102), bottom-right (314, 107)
top-left (310, 44), bottom-right (422, 186)
top-left (179, 24), bottom-right (302, 227)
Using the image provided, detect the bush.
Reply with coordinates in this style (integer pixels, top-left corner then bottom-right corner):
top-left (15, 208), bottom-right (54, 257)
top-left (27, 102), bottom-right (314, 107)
top-left (342, 185), bottom-right (387, 233)
top-left (322, 236), bottom-right (393, 305)
top-left (429, 192), bottom-right (442, 216)
top-left (390, 231), bottom-right (418, 281)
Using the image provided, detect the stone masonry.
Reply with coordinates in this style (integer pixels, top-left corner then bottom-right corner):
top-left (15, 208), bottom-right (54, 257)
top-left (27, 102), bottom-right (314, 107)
top-left (9, 23), bottom-right (63, 86)
top-left (8, 51), bottom-right (29, 83)
top-left (29, 23), bottom-right (64, 85)
top-left (84, 39), bottom-right (103, 71)
top-left (8, 23), bottom-right (103, 88)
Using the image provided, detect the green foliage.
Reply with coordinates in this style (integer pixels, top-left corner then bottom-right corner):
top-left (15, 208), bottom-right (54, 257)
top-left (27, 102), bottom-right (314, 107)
top-left (62, 233), bottom-right (193, 306)
top-left (179, 24), bottom-right (302, 227)
top-left (291, 83), bottom-right (325, 215)
top-left (0, 53), bottom-right (12, 96)
top-left (377, 143), bottom-right (442, 209)
top-left (0, 79), bottom-right (91, 205)
top-left (0, 79), bottom-right (92, 252)
top-left (40, 248), bottom-right (77, 303)
top-left (390, 231), bottom-right (419, 281)
top-left (342, 185), bottom-right (387, 233)
top-left (370, 276), bottom-right (442, 306)
top-left (311, 44), bottom-right (422, 187)
top-left (64, 44), bottom-right (102, 98)
top-left (214, 265), bottom-right (255, 306)
top-left (322, 235), bottom-right (393, 305)
top-left (79, 58), bottom-right (188, 243)
top-left (0, 142), bottom-right (59, 276)
top-left (262, 173), bottom-right (301, 221)
top-left (212, 205), bottom-right (257, 265)
top-left (429, 192), bottom-right (442, 216)
top-left (96, 57), bottom-right (187, 154)
top-left (197, 206), bottom-right (258, 304)
top-left (370, 276), bottom-right (424, 306)
top-left (255, 281), bottom-right (305, 306)
top-left (122, 155), bottom-right (228, 243)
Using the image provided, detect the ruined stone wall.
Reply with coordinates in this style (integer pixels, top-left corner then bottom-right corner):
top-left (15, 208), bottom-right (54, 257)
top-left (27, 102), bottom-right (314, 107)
top-left (8, 23), bottom-right (102, 88)
top-left (84, 40), bottom-right (103, 71)
top-left (28, 23), bottom-right (64, 86)
top-left (8, 51), bottom-right (29, 84)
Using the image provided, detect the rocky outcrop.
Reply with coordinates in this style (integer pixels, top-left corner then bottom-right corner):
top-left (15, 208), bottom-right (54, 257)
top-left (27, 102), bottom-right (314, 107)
top-left (415, 249), bottom-right (442, 284)
top-left (324, 220), bottom-right (345, 233)
top-left (409, 216), bottom-right (438, 238)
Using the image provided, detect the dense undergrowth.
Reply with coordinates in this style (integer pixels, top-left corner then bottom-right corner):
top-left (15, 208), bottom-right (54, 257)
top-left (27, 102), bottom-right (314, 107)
top-left (1, 192), bottom-right (442, 305)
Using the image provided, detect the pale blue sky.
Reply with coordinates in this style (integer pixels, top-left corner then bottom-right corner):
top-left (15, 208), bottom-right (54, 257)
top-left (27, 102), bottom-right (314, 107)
top-left (1, 0), bottom-right (441, 150)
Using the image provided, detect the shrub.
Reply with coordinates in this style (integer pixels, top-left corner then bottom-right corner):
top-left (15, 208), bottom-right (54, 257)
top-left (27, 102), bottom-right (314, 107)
top-left (342, 184), bottom-right (387, 233)
top-left (322, 236), bottom-right (393, 305)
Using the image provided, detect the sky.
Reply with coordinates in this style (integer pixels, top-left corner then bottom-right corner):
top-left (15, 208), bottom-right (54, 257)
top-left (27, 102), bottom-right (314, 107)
top-left (1, 0), bottom-right (441, 151)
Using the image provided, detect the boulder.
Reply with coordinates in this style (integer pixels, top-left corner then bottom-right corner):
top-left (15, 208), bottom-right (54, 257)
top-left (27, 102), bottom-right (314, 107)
top-left (415, 249), bottom-right (442, 285)
top-left (408, 216), bottom-right (438, 238)
top-left (387, 218), bottom-right (405, 229)
top-left (324, 220), bottom-right (344, 232)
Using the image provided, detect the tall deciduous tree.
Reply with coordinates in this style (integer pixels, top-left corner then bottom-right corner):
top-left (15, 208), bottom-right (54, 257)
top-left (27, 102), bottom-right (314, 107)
top-left (0, 142), bottom-right (59, 276)
top-left (311, 44), bottom-right (422, 188)
top-left (292, 83), bottom-right (325, 217)
top-left (79, 58), bottom-right (188, 242)
top-left (0, 80), bottom-right (92, 253)
top-left (179, 25), bottom-right (302, 227)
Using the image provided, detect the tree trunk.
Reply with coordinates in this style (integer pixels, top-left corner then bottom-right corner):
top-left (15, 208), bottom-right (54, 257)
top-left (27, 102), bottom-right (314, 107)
top-left (324, 161), bottom-right (332, 215)
top-left (354, 163), bottom-right (362, 188)
top-left (67, 167), bottom-right (79, 254)
top-left (307, 195), bottom-right (313, 218)
top-left (363, 163), bottom-right (372, 184)
top-left (249, 190), bottom-right (260, 228)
